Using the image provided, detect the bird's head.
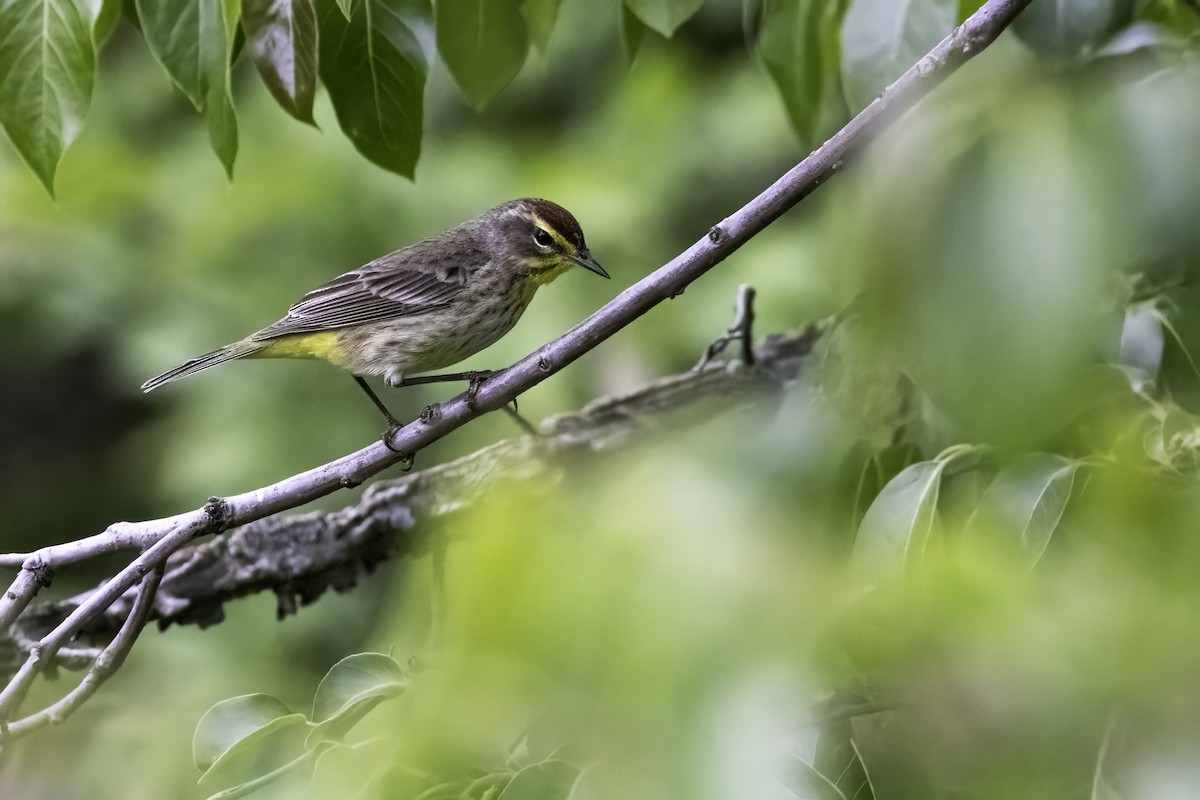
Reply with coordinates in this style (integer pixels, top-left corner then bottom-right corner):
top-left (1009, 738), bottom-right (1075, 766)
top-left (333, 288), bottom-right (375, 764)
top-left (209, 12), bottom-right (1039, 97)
top-left (493, 198), bottom-right (609, 285)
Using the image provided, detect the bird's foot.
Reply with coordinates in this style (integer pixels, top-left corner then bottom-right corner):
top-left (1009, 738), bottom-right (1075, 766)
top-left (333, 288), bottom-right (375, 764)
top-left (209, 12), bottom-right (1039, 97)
top-left (465, 370), bottom-right (498, 409)
top-left (381, 424), bottom-right (415, 470)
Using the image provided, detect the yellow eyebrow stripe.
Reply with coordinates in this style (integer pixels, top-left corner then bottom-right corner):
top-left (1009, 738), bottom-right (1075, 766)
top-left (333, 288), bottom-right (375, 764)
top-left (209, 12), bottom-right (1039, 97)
top-left (529, 213), bottom-right (576, 253)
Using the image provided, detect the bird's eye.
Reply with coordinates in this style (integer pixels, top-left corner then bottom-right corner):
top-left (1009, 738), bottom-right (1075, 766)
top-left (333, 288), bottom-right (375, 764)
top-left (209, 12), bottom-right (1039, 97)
top-left (533, 229), bottom-right (554, 248)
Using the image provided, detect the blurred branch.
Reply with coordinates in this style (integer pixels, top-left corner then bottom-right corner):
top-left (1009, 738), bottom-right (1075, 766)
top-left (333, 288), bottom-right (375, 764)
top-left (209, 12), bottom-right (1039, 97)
top-left (0, 0), bottom-right (1033, 739)
top-left (12, 329), bottom-right (817, 643)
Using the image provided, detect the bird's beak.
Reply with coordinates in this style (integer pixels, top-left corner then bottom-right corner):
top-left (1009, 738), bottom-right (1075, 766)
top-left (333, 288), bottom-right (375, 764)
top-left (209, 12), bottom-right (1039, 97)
top-left (572, 250), bottom-right (610, 279)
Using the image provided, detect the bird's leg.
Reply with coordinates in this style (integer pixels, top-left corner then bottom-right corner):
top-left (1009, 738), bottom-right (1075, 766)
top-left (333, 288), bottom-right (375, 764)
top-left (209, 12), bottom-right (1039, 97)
top-left (393, 370), bottom-right (498, 409)
top-left (354, 376), bottom-right (402, 427)
top-left (393, 369), bottom-right (499, 389)
top-left (502, 402), bottom-right (540, 437)
top-left (393, 370), bottom-right (536, 433)
top-left (354, 376), bottom-right (415, 459)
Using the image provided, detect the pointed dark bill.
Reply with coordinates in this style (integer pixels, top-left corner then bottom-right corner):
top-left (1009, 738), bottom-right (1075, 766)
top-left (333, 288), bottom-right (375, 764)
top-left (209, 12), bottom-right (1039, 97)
top-left (573, 251), bottom-right (610, 279)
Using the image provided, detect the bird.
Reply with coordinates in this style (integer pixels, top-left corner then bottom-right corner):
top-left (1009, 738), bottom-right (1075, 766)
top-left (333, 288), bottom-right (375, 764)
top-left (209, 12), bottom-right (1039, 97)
top-left (141, 198), bottom-right (609, 440)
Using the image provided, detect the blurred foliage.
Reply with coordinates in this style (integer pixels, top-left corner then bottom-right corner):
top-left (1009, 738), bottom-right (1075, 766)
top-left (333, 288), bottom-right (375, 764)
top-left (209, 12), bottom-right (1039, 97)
top-left (4, 0), bottom-right (1200, 799)
top-left (8, 0), bottom-right (1197, 192)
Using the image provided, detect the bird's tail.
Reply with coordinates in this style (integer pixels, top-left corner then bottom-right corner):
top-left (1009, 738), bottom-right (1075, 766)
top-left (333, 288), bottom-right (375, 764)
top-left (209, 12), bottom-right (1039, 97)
top-left (141, 340), bottom-right (266, 393)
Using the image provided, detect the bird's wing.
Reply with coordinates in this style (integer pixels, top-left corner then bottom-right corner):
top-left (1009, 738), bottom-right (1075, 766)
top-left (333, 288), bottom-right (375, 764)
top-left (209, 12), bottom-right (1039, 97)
top-left (251, 243), bottom-right (474, 340)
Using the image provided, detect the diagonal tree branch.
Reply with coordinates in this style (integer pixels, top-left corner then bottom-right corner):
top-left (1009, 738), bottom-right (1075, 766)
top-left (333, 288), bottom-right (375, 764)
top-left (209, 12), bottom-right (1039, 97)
top-left (9, 327), bottom-right (816, 648)
top-left (0, 0), bottom-right (1034, 735)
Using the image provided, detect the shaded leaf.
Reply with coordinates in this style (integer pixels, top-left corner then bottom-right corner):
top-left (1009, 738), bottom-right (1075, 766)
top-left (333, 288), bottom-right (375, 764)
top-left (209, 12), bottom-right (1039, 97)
top-left (497, 760), bottom-right (580, 800)
top-left (334, 0), bottom-right (351, 19)
top-left (1013, 0), bottom-right (1136, 58)
top-left (193, 694), bottom-right (307, 777)
top-left (840, 0), bottom-right (955, 111)
top-left (242, 0), bottom-right (318, 123)
top-left (521, 0), bottom-right (559, 51)
top-left (814, 722), bottom-right (876, 800)
top-left (755, 0), bottom-right (847, 146)
top-left (136, 0), bottom-right (239, 171)
top-left (318, 0), bottom-right (429, 178)
top-left (621, 2), bottom-right (651, 63)
top-left (136, 0), bottom-right (230, 107)
top-left (968, 454), bottom-right (1080, 564)
top-left (624, 0), bottom-right (704, 37)
top-left (0, 0), bottom-right (95, 193)
top-left (307, 652), bottom-right (407, 744)
top-left (854, 460), bottom-right (944, 567)
top-left (436, 0), bottom-right (528, 108)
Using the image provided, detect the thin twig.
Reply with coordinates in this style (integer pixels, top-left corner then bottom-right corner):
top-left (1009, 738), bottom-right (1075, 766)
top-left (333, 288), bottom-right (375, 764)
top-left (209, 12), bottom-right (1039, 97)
top-left (695, 284), bottom-right (758, 370)
top-left (0, 0), bottom-right (1034, 729)
top-left (0, 565), bottom-right (163, 740)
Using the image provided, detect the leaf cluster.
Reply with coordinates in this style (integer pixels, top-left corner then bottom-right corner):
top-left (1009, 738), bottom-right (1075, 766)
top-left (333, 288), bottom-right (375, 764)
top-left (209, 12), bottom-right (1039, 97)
top-left (4, 0), bottom-right (1197, 193)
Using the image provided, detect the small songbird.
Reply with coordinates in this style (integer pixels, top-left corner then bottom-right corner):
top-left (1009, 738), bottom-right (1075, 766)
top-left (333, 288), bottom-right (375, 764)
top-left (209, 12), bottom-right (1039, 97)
top-left (142, 198), bottom-right (608, 434)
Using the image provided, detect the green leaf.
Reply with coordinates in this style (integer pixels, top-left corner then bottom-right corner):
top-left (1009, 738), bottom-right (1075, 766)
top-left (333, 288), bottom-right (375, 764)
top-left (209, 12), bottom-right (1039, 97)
top-left (318, 0), bottom-right (429, 178)
top-left (624, 0), bottom-right (704, 36)
top-left (307, 653), bottom-right (407, 744)
top-left (334, 0), bottom-right (352, 19)
top-left (968, 454), bottom-right (1080, 564)
top-left (840, 0), bottom-right (955, 111)
top-left (86, 0), bottom-right (123, 45)
top-left (136, 0), bottom-right (230, 107)
top-left (136, 0), bottom-right (239, 172)
top-left (813, 723), bottom-right (876, 800)
top-left (496, 760), bottom-right (580, 800)
top-left (0, 0), bottom-right (96, 194)
top-left (520, 0), bottom-right (559, 51)
top-left (854, 460), bottom-right (945, 568)
top-left (779, 752), bottom-right (847, 799)
top-left (193, 694), bottom-right (307, 778)
top-left (621, 2), bottom-right (651, 63)
top-left (1013, 0), bottom-right (1136, 57)
top-left (242, 0), bottom-right (318, 124)
top-left (436, 0), bottom-right (528, 108)
top-left (204, 85), bottom-right (238, 177)
top-left (1119, 304), bottom-right (1165, 387)
top-left (755, 0), bottom-right (848, 146)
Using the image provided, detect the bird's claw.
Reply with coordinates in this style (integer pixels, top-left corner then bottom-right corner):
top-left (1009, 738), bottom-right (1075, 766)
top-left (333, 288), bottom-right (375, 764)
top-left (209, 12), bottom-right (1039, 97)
top-left (381, 424), bottom-right (415, 470)
top-left (465, 370), bottom-right (497, 409)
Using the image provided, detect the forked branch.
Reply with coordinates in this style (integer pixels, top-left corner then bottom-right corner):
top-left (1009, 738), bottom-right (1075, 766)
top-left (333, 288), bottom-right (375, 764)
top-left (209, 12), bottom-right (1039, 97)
top-left (0, 0), bottom-right (1034, 741)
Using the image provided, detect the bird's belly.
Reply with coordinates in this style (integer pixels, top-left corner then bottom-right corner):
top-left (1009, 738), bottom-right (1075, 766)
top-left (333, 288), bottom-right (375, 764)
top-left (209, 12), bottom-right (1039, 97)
top-left (334, 297), bottom-right (530, 380)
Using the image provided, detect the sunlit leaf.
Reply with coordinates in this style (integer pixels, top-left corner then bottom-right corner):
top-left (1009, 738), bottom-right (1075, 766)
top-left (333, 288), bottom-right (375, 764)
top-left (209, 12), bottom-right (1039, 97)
top-left (193, 693), bottom-right (307, 777)
top-left (624, 0), bottom-right (704, 37)
top-left (1013, 0), bottom-right (1135, 57)
top-left (242, 0), bottom-right (318, 124)
top-left (840, 0), bottom-right (955, 111)
top-left (318, 0), bottom-right (429, 178)
top-left (0, 0), bottom-right (95, 193)
top-left (521, 0), bottom-right (559, 51)
top-left (854, 460), bottom-right (944, 567)
top-left (968, 454), bottom-right (1080, 564)
top-left (436, 0), bottom-right (528, 108)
